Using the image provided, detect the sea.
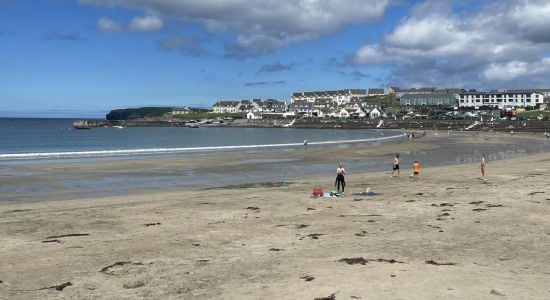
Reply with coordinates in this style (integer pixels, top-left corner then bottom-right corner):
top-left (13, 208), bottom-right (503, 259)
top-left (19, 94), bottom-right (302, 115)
top-left (1, 118), bottom-right (549, 203)
top-left (0, 118), bottom-right (401, 160)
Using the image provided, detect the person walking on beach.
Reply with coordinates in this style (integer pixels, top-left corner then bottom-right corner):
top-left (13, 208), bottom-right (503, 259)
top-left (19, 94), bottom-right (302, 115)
top-left (412, 160), bottom-right (420, 182)
top-left (481, 154), bottom-right (487, 177)
top-left (391, 154), bottom-right (400, 177)
top-left (335, 163), bottom-right (346, 194)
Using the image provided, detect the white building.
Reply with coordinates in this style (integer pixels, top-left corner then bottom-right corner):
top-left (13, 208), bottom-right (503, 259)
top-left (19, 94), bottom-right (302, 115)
top-left (212, 101), bottom-right (240, 113)
top-left (389, 87), bottom-right (436, 99)
top-left (353, 108), bottom-right (367, 118)
top-left (171, 106), bottom-right (191, 115)
top-left (246, 110), bottom-right (262, 120)
top-left (291, 89), bottom-right (366, 106)
top-left (336, 108), bottom-right (350, 118)
top-left (458, 90), bottom-right (544, 109)
top-left (368, 107), bottom-right (384, 118)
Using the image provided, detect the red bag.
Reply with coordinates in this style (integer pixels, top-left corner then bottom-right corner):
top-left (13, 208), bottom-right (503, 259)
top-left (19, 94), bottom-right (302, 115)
top-left (312, 186), bottom-right (323, 197)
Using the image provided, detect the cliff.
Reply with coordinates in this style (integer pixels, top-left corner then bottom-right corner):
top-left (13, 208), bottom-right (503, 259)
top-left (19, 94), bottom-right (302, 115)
top-left (106, 107), bottom-right (174, 120)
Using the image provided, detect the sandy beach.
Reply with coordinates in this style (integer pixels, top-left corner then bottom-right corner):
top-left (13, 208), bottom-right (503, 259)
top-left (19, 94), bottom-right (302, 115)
top-left (1, 133), bottom-right (550, 299)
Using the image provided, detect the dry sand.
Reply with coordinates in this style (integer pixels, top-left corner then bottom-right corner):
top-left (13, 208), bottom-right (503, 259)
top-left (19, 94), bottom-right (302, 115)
top-left (1, 134), bottom-right (550, 299)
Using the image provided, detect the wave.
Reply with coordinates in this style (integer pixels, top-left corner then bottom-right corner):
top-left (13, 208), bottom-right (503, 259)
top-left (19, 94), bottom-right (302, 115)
top-left (0, 134), bottom-right (403, 160)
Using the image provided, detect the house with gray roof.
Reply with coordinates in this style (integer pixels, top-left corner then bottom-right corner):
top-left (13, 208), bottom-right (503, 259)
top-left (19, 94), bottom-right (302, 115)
top-left (400, 93), bottom-right (457, 107)
top-left (262, 99), bottom-right (286, 113)
top-left (368, 88), bottom-right (385, 96)
top-left (212, 101), bottom-right (240, 113)
top-left (291, 89), bottom-right (367, 106)
top-left (391, 87), bottom-right (437, 99)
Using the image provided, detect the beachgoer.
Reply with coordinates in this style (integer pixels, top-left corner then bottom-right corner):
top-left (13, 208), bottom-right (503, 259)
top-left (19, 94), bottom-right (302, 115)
top-left (391, 154), bottom-right (400, 177)
top-left (480, 154), bottom-right (487, 177)
top-left (335, 163), bottom-right (346, 194)
top-left (412, 160), bottom-right (420, 182)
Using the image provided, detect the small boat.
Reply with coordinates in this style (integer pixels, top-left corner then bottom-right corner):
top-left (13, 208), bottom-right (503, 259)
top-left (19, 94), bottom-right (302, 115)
top-left (112, 125), bottom-right (124, 129)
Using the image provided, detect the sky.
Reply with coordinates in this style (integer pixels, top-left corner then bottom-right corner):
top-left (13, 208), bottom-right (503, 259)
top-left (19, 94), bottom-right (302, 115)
top-left (1, 0), bottom-right (550, 118)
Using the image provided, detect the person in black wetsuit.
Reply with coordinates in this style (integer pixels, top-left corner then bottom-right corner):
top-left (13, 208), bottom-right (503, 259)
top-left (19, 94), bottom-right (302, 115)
top-left (335, 163), bottom-right (346, 194)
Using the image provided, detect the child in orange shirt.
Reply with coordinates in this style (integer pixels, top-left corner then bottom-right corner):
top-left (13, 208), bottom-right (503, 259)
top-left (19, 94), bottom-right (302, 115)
top-left (412, 160), bottom-right (420, 182)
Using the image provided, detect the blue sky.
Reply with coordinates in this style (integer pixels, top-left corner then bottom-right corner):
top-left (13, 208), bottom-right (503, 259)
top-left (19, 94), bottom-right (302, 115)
top-left (1, 0), bottom-right (550, 118)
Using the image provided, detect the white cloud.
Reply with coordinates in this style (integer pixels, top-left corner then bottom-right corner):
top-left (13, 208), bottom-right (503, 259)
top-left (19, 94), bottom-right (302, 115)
top-left (355, 44), bottom-right (389, 65)
top-left (483, 58), bottom-right (550, 81)
top-left (129, 15), bottom-right (163, 32)
top-left (80, 0), bottom-right (391, 56)
top-left (353, 0), bottom-right (550, 87)
top-left (97, 17), bottom-right (122, 33)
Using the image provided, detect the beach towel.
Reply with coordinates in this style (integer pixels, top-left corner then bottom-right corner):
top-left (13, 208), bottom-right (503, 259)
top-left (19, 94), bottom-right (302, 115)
top-left (311, 191), bottom-right (342, 198)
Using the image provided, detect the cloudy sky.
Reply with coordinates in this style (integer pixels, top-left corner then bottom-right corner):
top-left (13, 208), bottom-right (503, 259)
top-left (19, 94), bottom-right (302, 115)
top-left (1, 0), bottom-right (550, 117)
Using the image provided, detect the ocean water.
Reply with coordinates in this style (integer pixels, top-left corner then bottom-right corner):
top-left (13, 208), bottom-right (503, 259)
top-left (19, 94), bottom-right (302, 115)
top-left (0, 118), bottom-right (402, 161)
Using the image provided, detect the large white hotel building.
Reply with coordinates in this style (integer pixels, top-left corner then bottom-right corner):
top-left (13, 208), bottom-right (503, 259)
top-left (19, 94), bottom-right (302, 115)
top-left (458, 89), bottom-right (546, 109)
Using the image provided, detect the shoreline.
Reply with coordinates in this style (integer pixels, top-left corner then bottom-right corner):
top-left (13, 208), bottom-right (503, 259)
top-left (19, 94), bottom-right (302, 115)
top-left (1, 149), bottom-right (550, 299)
top-left (1, 132), bottom-right (549, 204)
top-left (74, 117), bottom-right (550, 132)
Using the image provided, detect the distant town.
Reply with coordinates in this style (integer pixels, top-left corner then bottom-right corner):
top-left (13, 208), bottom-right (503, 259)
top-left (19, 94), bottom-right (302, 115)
top-left (90, 86), bottom-right (550, 131)
top-left (202, 87), bottom-right (550, 120)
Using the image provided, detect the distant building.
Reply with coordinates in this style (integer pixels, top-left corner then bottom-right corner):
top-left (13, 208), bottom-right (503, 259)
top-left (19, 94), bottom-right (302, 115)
top-left (400, 93), bottom-right (457, 107)
top-left (354, 108), bottom-right (367, 118)
top-left (458, 90), bottom-right (545, 109)
top-left (344, 97), bottom-right (367, 111)
top-left (368, 88), bottom-right (385, 96)
top-left (261, 99), bottom-right (286, 113)
top-left (506, 89), bottom-right (550, 97)
top-left (369, 107), bottom-right (384, 119)
top-left (289, 100), bottom-right (313, 115)
top-left (212, 101), bottom-right (240, 113)
top-left (335, 108), bottom-right (350, 118)
top-left (388, 87), bottom-right (438, 99)
top-left (313, 98), bottom-right (334, 110)
top-left (252, 99), bottom-right (262, 107)
top-left (171, 106), bottom-right (191, 115)
top-left (291, 89), bottom-right (367, 106)
top-left (246, 110), bottom-right (262, 120)
top-left (238, 100), bottom-right (254, 112)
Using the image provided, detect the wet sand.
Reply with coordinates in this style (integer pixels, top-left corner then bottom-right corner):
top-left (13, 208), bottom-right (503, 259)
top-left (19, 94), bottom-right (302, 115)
top-left (1, 132), bottom-right (549, 203)
top-left (1, 133), bottom-right (550, 299)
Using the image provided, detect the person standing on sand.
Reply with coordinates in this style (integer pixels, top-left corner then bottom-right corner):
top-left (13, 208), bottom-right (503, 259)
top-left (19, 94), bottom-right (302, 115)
top-left (391, 154), bottom-right (400, 177)
top-left (481, 154), bottom-right (487, 177)
top-left (412, 160), bottom-right (420, 182)
top-left (335, 163), bottom-right (346, 194)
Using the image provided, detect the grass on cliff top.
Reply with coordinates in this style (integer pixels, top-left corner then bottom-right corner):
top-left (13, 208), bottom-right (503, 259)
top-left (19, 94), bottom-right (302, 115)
top-left (366, 94), bottom-right (401, 108)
